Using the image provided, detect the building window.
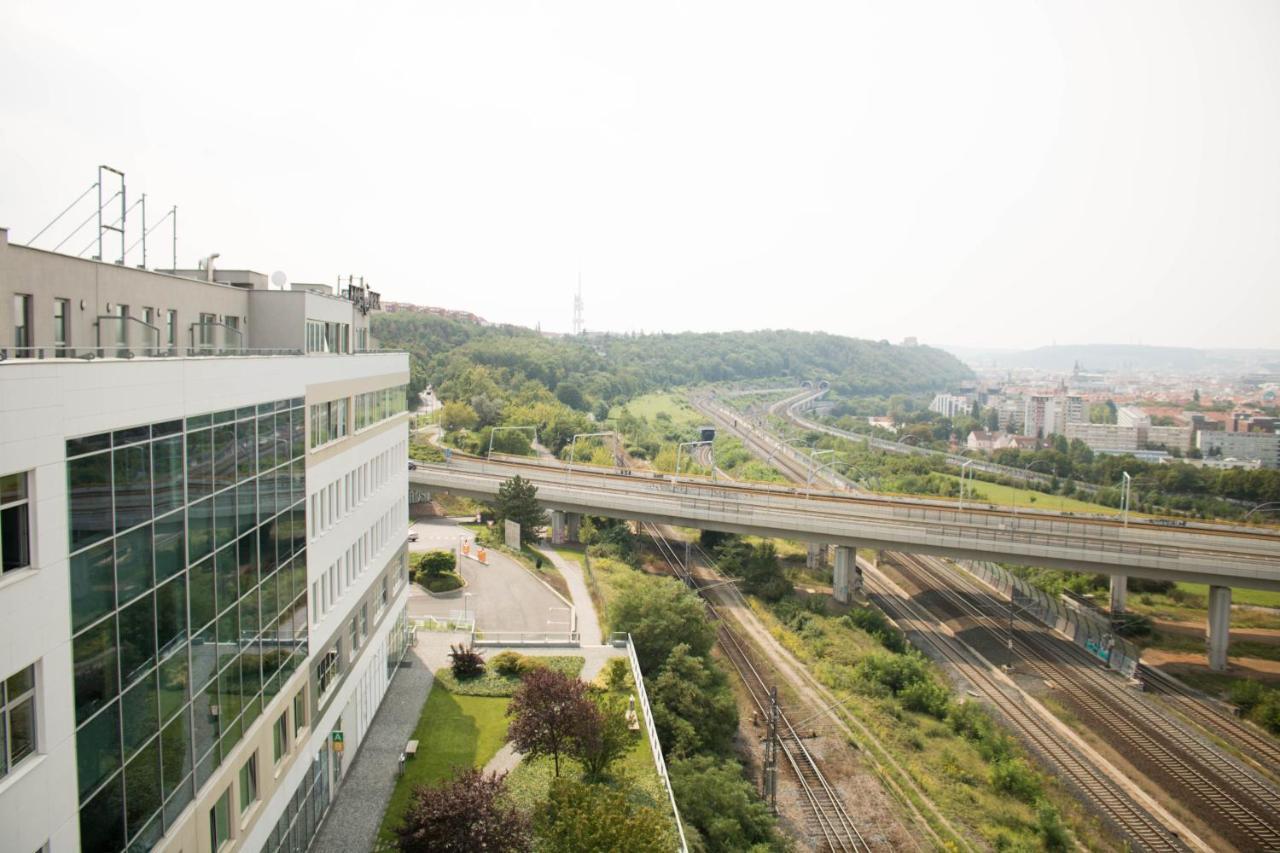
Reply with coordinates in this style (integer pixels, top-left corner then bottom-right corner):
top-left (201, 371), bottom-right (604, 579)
top-left (293, 691), bottom-right (306, 739)
top-left (317, 647), bottom-right (340, 698)
top-left (13, 293), bottom-right (33, 357)
top-left (360, 603), bottom-right (368, 640)
top-left (273, 713), bottom-right (288, 764)
top-left (1, 472), bottom-right (31, 575)
top-left (309, 399), bottom-right (349, 450)
top-left (348, 616), bottom-right (359, 659)
top-left (1, 664), bottom-right (37, 777)
top-left (166, 309), bottom-right (177, 350)
top-left (54, 298), bottom-right (70, 357)
top-left (353, 385), bottom-right (409, 431)
top-left (115, 304), bottom-right (129, 350)
top-left (198, 312), bottom-right (216, 351)
top-left (238, 753), bottom-right (258, 814)
top-left (225, 316), bottom-right (241, 350)
top-left (210, 787), bottom-right (231, 850)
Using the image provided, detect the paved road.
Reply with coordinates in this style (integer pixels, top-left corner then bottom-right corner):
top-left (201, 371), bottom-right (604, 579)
top-left (541, 547), bottom-right (603, 645)
top-left (407, 517), bottom-right (569, 633)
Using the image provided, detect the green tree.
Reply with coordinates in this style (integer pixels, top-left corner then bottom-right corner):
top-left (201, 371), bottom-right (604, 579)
top-left (669, 755), bottom-right (783, 853)
top-left (491, 475), bottom-right (548, 546)
top-left (609, 575), bottom-right (716, 673)
top-left (575, 696), bottom-right (633, 781)
top-left (533, 779), bottom-right (670, 853)
top-left (440, 401), bottom-right (479, 432)
top-left (649, 643), bottom-right (738, 757)
top-left (416, 550), bottom-right (456, 578)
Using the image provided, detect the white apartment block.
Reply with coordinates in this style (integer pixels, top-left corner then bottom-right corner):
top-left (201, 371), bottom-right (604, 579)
top-left (0, 227), bottom-right (413, 853)
top-left (1198, 431), bottom-right (1280, 469)
top-left (1116, 406), bottom-right (1150, 428)
top-left (1065, 422), bottom-right (1193, 454)
top-left (1022, 394), bottom-right (1085, 439)
top-left (928, 393), bottom-right (971, 419)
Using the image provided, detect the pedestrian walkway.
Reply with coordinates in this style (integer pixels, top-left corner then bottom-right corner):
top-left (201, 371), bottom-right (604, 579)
top-left (309, 633), bottom-right (463, 853)
top-left (540, 546), bottom-right (604, 645)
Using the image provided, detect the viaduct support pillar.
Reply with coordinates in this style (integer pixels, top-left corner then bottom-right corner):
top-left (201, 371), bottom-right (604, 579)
top-left (551, 511), bottom-right (566, 545)
top-left (1109, 575), bottom-right (1127, 615)
top-left (1207, 585), bottom-right (1232, 672)
top-left (806, 543), bottom-right (828, 570)
top-left (566, 513), bottom-right (581, 544)
top-left (833, 546), bottom-right (856, 604)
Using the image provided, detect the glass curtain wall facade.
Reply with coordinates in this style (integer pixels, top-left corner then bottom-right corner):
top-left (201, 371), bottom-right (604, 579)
top-left (263, 746), bottom-right (330, 853)
top-left (66, 398), bottom-right (309, 853)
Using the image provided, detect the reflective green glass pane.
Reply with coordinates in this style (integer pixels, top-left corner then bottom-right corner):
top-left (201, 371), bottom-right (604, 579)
top-left (192, 681), bottom-right (219, 761)
top-left (158, 645), bottom-right (190, 723)
top-left (160, 707), bottom-right (194, 799)
top-left (77, 700), bottom-right (122, 798)
top-left (121, 669), bottom-right (159, 758)
top-left (237, 481), bottom-right (256, 537)
top-left (70, 540), bottom-right (115, 633)
top-left (118, 593), bottom-right (157, 686)
top-left (69, 451), bottom-right (113, 552)
top-left (154, 510), bottom-right (185, 584)
top-left (124, 736), bottom-right (163, 839)
top-left (236, 420), bottom-right (256, 482)
top-left (114, 522), bottom-right (154, 605)
top-left (257, 472), bottom-right (274, 526)
top-left (259, 575), bottom-right (278, 628)
top-left (74, 617), bottom-right (118, 724)
top-left (290, 408), bottom-right (304, 460)
top-left (214, 489), bottom-right (236, 552)
top-left (113, 443), bottom-right (152, 533)
top-left (215, 545), bottom-right (238, 614)
top-left (219, 656), bottom-right (244, 722)
top-left (212, 424), bottom-right (236, 492)
top-left (78, 768), bottom-right (125, 853)
top-left (240, 584), bottom-right (260, 644)
top-left (156, 574), bottom-right (187, 656)
top-left (189, 556), bottom-right (215, 631)
top-left (186, 428), bottom-right (212, 502)
top-left (187, 497), bottom-right (213, 565)
top-left (217, 606), bottom-right (239, 672)
top-left (256, 416), bottom-right (274, 474)
top-left (151, 435), bottom-right (184, 517)
top-left (190, 620), bottom-right (218, 694)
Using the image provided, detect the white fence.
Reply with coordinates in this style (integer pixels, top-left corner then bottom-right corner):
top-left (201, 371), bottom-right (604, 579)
top-left (615, 632), bottom-right (690, 853)
top-left (959, 560), bottom-right (1142, 678)
top-left (470, 630), bottom-right (581, 647)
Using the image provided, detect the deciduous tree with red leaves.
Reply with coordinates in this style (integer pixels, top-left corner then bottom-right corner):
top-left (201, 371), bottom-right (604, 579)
top-left (394, 768), bottom-right (530, 853)
top-left (506, 668), bottom-right (596, 777)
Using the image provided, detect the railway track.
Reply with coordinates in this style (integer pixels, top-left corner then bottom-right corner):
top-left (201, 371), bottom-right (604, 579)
top-left (862, 566), bottom-right (1191, 852)
top-left (892, 553), bottom-right (1280, 852)
top-left (1140, 664), bottom-right (1280, 782)
top-left (642, 523), bottom-right (873, 852)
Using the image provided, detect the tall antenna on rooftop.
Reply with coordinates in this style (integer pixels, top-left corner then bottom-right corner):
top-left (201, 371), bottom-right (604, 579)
top-left (572, 275), bottom-right (584, 335)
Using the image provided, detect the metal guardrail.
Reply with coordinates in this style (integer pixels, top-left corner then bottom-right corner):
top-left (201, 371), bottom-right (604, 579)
top-left (469, 631), bottom-right (581, 646)
top-left (612, 632), bottom-right (690, 853)
top-left (414, 615), bottom-right (474, 632)
top-left (958, 560), bottom-right (1142, 678)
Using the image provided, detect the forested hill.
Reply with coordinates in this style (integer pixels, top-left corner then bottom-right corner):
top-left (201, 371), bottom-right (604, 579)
top-left (373, 312), bottom-right (970, 411)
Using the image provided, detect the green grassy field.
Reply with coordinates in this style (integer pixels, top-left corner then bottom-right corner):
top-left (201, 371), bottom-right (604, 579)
top-left (1174, 583), bottom-right (1280, 609)
top-left (611, 392), bottom-right (704, 429)
top-left (940, 474), bottom-right (1121, 515)
top-left (376, 685), bottom-right (511, 844)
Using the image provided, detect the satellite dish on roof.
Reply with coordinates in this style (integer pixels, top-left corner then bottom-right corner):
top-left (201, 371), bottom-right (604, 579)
top-left (271, 270), bottom-right (288, 290)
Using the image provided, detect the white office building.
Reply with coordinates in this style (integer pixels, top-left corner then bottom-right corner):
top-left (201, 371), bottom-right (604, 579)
top-left (1198, 431), bottom-right (1280, 469)
top-left (0, 227), bottom-right (413, 853)
top-left (928, 393), bottom-right (972, 419)
top-left (1022, 394), bottom-right (1085, 439)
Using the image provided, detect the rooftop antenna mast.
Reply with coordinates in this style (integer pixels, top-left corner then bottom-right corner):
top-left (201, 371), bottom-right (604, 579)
top-left (572, 275), bottom-right (584, 335)
top-left (97, 165), bottom-right (126, 263)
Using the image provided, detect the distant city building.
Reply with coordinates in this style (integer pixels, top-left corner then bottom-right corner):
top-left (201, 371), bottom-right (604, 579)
top-left (382, 300), bottom-right (487, 326)
top-left (1197, 431), bottom-right (1280, 468)
top-left (929, 393), bottom-right (972, 419)
top-left (965, 430), bottom-right (1037, 453)
top-left (1065, 421), bottom-right (1192, 453)
top-left (1116, 406), bottom-right (1150, 428)
top-left (966, 430), bottom-right (1000, 452)
top-left (1022, 393), bottom-right (1085, 438)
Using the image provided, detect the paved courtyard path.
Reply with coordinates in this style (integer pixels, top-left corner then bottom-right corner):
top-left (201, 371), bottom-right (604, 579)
top-left (540, 545), bottom-right (604, 646)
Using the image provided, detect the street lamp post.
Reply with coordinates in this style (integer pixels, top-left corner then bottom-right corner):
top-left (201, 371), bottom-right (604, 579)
top-left (487, 425), bottom-right (538, 459)
top-left (1121, 471), bottom-right (1132, 527)
top-left (463, 592), bottom-right (473, 623)
top-left (959, 459), bottom-right (974, 511)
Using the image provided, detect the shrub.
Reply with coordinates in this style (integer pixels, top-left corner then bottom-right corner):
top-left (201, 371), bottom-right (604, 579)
top-left (423, 573), bottom-right (464, 593)
top-left (842, 608), bottom-right (906, 653)
top-left (1230, 679), bottom-right (1267, 712)
top-left (1114, 613), bottom-right (1153, 638)
top-left (417, 549), bottom-right (456, 578)
top-left (854, 651), bottom-right (931, 695)
top-left (990, 758), bottom-right (1041, 803)
top-left (899, 679), bottom-right (951, 719)
top-left (394, 768), bottom-right (530, 853)
top-left (449, 644), bottom-right (485, 679)
top-left (534, 779), bottom-right (669, 853)
top-left (491, 651), bottom-right (524, 677)
top-left (515, 656), bottom-right (547, 677)
top-left (603, 657), bottom-right (631, 692)
top-left (1255, 692), bottom-right (1280, 734)
top-left (1038, 801), bottom-right (1071, 852)
top-left (669, 755), bottom-right (782, 853)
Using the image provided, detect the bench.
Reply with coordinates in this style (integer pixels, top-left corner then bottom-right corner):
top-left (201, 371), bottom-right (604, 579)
top-left (405, 739), bottom-right (419, 758)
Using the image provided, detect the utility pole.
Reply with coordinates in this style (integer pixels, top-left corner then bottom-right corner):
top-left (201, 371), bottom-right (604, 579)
top-left (763, 686), bottom-right (779, 814)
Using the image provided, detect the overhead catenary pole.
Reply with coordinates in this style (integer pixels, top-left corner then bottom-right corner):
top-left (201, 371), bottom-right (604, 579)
top-left (172, 205), bottom-right (177, 270)
top-left (139, 193), bottom-right (146, 268)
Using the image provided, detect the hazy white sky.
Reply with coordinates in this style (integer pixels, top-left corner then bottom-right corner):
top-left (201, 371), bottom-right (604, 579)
top-left (2, 1), bottom-right (1278, 349)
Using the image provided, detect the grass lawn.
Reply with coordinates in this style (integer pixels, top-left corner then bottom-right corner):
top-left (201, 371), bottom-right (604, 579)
top-left (611, 391), bottom-right (704, 429)
top-left (376, 684), bottom-right (511, 845)
top-left (939, 474), bottom-right (1121, 515)
top-left (1175, 583), bottom-right (1280, 610)
top-left (434, 657), bottom-right (584, 696)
